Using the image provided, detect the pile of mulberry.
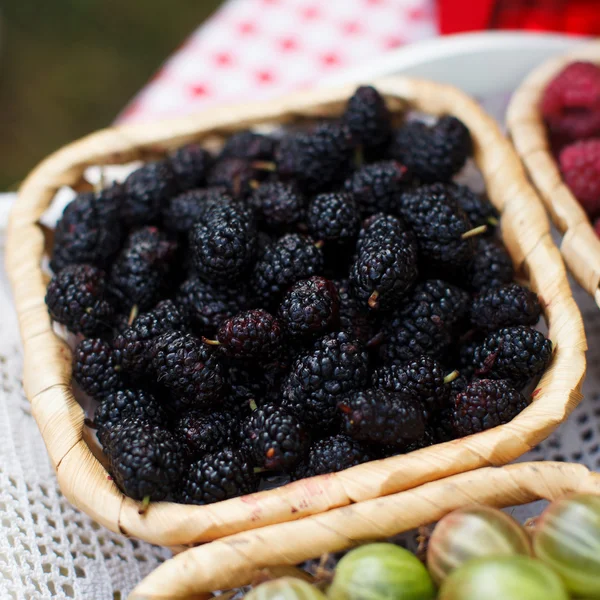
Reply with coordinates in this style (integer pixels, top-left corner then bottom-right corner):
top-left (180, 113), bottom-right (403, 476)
top-left (43, 84), bottom-right (554, 509)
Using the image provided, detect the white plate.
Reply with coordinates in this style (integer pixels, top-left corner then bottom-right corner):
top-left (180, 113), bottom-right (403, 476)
top-left (329, 31), bottom-right (587, 103)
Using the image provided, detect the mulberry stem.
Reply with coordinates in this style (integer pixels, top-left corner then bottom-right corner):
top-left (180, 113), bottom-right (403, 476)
top-left (354, 145), bottom-right (364, 167)
top-left (461, 224), bottom-right (488, 240)
top-left (444, 370), bottom-right (460, 384)
top-left (127, 305), bottom-right (139, 326)
top-left (138, 495), bottom-right (151, 515)
top-left (368, 290), bottom-right (380, 309)
top-left (251, 160), bottom-right (277, 172)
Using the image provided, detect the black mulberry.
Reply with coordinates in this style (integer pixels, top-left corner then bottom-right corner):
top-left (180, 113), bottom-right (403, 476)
top-left (275, 122), bottom-right (355, 193)
top-left (248, 181), bottom-right (305, 231)
top-left (72, 338), bottom-right (124, 399)
top-left (470, 284), bottom-right (542, 331)
top-left (210, 309), bottom-right (283, 361)
top-left (396, 279), bottom-right (470, 329)
top-left (307, 192), bottom-right (360, 246)
top-left (350, 214), bottom-right (418, 311)
top-left (372, 356), bottom-right (455, 417)
top-left (281, 331), bottom-right (369, 429)
top-left (176, 276), bottom-right (252, 336)
top-left (218, 130), bottom-right (276, 161)
top-left (338, 389), bottom-right (425, 446)
top-left (456, 188), bottom-right (499, 232)
top-left (278, 277), bottom-right (340, 340)
top-left (452, 379), bottom-right (530, 436)
top-left (344, 161), bottom-right (412, 217)
top-left (343, 85), bottom-right (392, 152)
top-left (150, 331), bottom-right (225, 407)
top-left (169, 144), bottom-right (212, 191)
top-left (122, 160), bottom-right (179, 225)
top-left (334, 279), bottom-right (378, 344)
top-left (292, 434), bottom-right (373, 480)
top-left (51, 185), bottom-right (124, 272)
top-left (469, 326), bottom-right (553, 386)
top-left (175, 409), bottom-right (239, 457)
top-left (379, 313), bottom-right (452, 365)
top-left (398, 183), bottom-right (478, 269)
top-left (45, 264), bottom-right (114, 336)
top-left (103, 417), bottom-right (183, 502)
top-left (469, 237), bottom-right (515, 291)
top-left (109, 227), bottom-right (177, 311)
top-left (112, 300), bottom-right (187, 374)
top-left (161, 188), bottom-right (234, 233)
top-left (251, 233), bottom-right (324, 305)
top-left (207, 157), bottom-right (262, 198)
top-left (244, 403), bottom-right (308, 471)
top-left (189, 203), bottom-right (257, 283)
top-left (95, 388), bottom-right (167, 445)
top-left (175, 448), bottom-right (257, 505)
top-left (390, 116), bottom-right (472, 183)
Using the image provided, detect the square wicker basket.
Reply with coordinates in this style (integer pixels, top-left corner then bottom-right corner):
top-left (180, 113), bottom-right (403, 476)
top-left (130, 461), bottom-right (600, 599)
top-left (507, 40), bottom-right (600, 307)
top-left (6, 77), bottom-right (586, 549)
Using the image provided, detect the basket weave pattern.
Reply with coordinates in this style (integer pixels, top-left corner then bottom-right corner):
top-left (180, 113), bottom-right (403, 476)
top-left (6, 77), bottom-right (586, 548)
top-left (507, 41), bottom-right (600, 306)
top-left (130, 461), bottom-right (600, 599)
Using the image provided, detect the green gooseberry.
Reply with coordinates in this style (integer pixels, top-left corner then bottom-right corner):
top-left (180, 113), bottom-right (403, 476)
top-left (328, 543), bottom-right (435, 600)
top-left (245, 577), bottom-right (327, 600)
top-left (438, 555), bottom-right (569, 600)
top-left (533, 493), bottom-right (600, 597)
top-left (427, 505), bottom-right (532, 585)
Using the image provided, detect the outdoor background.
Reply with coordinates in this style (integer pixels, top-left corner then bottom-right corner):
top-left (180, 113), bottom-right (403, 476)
top-left (0, 1), bottom-right (222, 190)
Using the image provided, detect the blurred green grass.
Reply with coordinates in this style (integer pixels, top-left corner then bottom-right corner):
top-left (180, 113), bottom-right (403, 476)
top-left (0, 1), bottom-right (223, 189)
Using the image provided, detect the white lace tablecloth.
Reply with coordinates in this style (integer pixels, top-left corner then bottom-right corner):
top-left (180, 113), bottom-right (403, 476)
top-left (2, 91), bottom-right (600, 597)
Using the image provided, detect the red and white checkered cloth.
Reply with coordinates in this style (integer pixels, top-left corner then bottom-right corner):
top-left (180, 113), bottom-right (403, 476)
top-left (118, 0), bottom-right (437, 124)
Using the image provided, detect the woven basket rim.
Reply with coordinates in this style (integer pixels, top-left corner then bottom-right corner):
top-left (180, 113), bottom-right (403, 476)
top-left (6, 76), bottom-right (586, 548)
top-left (507, 39), bottom-right (600, 307)
top-left (130, 461), bottom-right (600, 599)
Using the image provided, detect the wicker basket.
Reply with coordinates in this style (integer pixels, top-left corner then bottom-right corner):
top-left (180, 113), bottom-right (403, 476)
top-left (507, 40), bottom-right (600, 307)
top-left (129, 461), bottom-right (600, 600)
top-left (6, 77), bottom-right (586, 549)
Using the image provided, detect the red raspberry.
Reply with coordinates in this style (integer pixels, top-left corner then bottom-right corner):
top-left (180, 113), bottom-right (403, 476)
top-left (541, 61), bottom-right (600, 141)
top-left (559, 139), bottom-right (600, 217)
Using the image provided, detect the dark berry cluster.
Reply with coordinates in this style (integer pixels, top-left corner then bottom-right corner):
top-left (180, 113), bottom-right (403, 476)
top-left (45, 86), bottom-right (552, 509)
